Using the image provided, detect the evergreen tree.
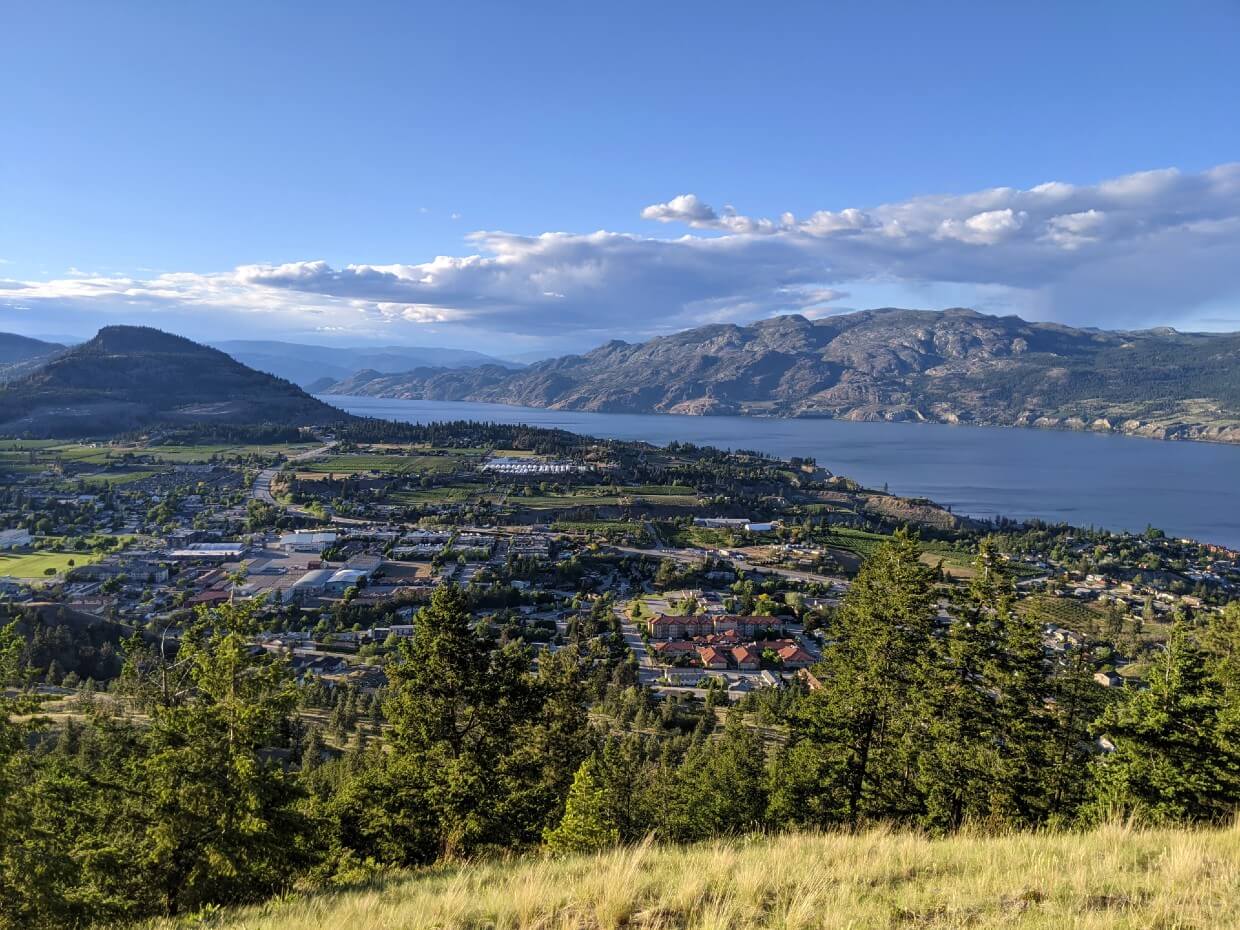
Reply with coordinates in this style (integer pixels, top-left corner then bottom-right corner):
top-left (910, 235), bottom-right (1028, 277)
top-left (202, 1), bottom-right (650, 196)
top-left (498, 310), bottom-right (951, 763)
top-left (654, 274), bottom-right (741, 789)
top-left (1087, 621), bottom-right (1240, 824)
top-left (773, 530), bottom-right (937, 829)
top-left (130, 600), bottom-right (309, 914)
top-left (543, 755), bottom-right (620, 855)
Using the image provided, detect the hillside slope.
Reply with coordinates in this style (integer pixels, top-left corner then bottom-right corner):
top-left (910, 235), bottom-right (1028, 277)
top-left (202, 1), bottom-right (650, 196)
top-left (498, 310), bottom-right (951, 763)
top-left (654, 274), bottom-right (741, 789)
top-left (0, 326), bottom-right (352, 437)
top-left (138, 826), bottom-right (1240, 930)
top-left (0, 332), bottom-right (63, 364)
top-left (214, 339), bottom-right (520, 387)
top-left (0, 332), bottom-right (64, 384)
top-left (329, 308), bottom-right (1240, 443)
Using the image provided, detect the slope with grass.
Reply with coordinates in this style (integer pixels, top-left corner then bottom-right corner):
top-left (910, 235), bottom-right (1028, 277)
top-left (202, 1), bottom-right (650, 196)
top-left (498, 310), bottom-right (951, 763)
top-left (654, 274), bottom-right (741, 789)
top-left (135, 826), bottom-right (1240, 930)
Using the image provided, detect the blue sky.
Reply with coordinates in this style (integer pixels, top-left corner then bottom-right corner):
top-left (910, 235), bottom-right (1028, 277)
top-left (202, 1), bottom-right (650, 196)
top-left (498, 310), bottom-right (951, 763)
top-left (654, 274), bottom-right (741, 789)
top-left (2, 1), bottom-right (1240, 355)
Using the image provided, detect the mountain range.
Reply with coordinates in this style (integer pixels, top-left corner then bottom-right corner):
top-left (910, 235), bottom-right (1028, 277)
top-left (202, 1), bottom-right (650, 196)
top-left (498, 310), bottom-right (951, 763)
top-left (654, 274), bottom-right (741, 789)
top-left (211, 339), bottom-right (520, 389)
top-left (0, 326), bottom-right (350, 437)
top-left (326, 308), bottom-right (1240, 443)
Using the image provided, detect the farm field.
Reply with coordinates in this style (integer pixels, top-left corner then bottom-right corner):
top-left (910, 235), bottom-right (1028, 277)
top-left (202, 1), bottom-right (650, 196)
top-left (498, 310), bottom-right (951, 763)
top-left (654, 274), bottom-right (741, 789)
top-left (300, 452), bottom-right (473, 477)
top-left (386, 484), bottom-right (489, 505)
top-left (1018, 593), bottom-right (1109, 629)
top-left (0, 441), bottom-right (319, 470)
top-left (62, 470), bottom-right (158, 487)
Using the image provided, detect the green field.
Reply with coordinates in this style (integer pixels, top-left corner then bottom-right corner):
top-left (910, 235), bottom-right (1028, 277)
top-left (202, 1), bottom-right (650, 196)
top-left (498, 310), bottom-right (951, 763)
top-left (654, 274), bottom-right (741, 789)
top-left (0, 441), bottom-right (318, 471)
top-left (0, 549), bottom-right (100, 578)
top-left (62, 469), bottom-right (158, 488)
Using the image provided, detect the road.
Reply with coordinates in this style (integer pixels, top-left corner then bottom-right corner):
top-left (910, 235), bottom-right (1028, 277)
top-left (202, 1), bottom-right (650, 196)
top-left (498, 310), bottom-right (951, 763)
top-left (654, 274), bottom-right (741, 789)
top-left (251, 442), bottom-right (336, 516)
top-left (614, 606), bottom-right (661, 685)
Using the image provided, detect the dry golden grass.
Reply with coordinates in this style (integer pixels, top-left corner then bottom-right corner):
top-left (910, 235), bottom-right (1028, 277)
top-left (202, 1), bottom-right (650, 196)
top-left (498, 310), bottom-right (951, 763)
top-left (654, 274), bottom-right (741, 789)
top-left (137, 824), bottom-right (1240, 930)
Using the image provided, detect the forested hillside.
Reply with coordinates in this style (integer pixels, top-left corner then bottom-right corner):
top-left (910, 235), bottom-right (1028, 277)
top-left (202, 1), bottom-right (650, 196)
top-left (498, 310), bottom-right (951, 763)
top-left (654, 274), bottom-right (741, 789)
top-left (0, 326), bottom-right (352, 437)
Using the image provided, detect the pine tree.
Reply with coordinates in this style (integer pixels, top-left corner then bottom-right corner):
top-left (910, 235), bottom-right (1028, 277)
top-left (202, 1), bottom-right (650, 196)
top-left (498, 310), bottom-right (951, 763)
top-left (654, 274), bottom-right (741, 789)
top-left (774, 530), bottom-right (937, 829)
top-left (1087, 620), bottom-right (1240, 824)
top-left (543, 755), bottom-right (620, 855)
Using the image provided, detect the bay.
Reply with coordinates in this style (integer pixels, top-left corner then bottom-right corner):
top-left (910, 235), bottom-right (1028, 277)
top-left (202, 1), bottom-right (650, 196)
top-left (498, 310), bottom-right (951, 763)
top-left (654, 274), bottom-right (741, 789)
top-left (322, 395), bottom-right (1240, 548)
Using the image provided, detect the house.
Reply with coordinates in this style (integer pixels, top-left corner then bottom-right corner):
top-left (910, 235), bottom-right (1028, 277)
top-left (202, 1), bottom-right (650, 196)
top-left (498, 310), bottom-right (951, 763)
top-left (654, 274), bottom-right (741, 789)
top-left (1094, 670), bottom-right (1124, 688)
top-left (731, 645), bottom-right (761, 670)
top-left (647, 613), bottom-right (783, 641)
top-left (662, 668), bottom-right (703, 687)
top-left (697, 646), bottom-right (730, 670)
top-left (290, 654), bottom-right (348, 679)
top-left (775, 643), bottom-right (815, 668)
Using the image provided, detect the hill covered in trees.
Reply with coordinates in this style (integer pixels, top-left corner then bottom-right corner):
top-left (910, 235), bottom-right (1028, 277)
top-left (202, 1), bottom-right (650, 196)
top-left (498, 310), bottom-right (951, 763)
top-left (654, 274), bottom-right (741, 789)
top-left (0, 326), bottom-right (354, 437)
top-left (328, 308), bottom-right (1240, 443)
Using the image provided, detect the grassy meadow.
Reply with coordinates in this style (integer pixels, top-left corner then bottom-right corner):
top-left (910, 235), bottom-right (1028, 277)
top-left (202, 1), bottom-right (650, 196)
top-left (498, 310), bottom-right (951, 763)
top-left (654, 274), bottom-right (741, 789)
top-left (132, 825), bottom-right (1240, 930)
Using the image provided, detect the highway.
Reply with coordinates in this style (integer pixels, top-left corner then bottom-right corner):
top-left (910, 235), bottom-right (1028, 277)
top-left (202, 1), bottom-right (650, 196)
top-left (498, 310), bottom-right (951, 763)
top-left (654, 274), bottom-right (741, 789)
top-left (250, 442), bottom-right (335, 517)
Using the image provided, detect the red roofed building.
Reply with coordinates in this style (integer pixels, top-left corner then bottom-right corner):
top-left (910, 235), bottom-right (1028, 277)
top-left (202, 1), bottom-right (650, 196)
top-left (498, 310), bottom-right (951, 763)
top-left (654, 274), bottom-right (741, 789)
top-left (647, 613), bottom-right (784, 641)
top-left (731, 645), bottom-right (761, 669)
top-left (776, 643), bottom-right (815, 668)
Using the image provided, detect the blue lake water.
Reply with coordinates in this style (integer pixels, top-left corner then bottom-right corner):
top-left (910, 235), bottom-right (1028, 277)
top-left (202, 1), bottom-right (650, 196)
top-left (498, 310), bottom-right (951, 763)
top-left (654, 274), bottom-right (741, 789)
top-left (322, 395), bottom-right (1240, 548)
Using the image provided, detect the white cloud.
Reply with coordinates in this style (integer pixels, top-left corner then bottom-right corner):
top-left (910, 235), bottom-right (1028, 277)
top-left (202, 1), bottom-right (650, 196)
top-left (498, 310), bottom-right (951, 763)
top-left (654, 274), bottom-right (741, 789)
top-left (640, 193), bottom-right (718, 225)
top-left (4, 163), bottom-right (1240, 349)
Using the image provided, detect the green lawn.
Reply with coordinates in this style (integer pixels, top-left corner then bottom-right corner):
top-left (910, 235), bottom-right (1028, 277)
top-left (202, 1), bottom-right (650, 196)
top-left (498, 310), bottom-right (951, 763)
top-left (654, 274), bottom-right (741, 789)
top-left (0, 550), bottom-right (100, 578)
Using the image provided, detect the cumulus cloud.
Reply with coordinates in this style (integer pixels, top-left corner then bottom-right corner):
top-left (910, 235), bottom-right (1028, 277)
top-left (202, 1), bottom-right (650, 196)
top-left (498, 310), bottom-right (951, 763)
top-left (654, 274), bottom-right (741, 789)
top-left (4, 163), bottom-right (1240, 349)
top-left (641, 193), bottom-right (718, 225)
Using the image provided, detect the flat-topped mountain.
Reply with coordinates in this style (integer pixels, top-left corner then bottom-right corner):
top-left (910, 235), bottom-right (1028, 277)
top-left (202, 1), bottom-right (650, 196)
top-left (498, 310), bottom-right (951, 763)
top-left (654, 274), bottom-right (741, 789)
top-left (327, 308), bottom-right (1240, 443)
top-left (0, 325), bottom-right (352, 437)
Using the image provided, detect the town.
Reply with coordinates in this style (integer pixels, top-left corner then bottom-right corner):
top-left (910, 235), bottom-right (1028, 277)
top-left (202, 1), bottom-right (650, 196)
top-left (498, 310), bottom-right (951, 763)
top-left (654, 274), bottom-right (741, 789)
top-left (3, 420), bottom-right (1236, 711)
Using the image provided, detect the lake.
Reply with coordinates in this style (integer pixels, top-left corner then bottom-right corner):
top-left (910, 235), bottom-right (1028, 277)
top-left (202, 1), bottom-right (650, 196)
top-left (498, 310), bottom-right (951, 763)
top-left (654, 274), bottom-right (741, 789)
top-left (322, 395), bottom-right (1240, 548)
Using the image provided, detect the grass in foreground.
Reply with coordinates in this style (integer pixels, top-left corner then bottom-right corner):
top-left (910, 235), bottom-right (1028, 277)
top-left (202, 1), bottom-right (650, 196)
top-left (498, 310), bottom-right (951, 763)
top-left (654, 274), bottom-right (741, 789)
top-left (135, 825), bottom-right (1240, 930)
